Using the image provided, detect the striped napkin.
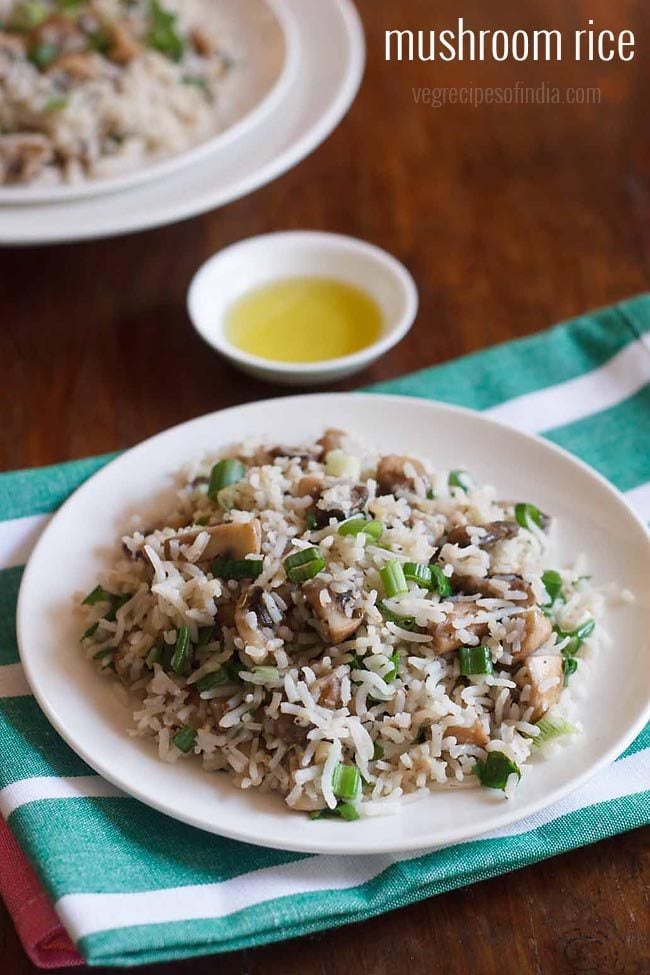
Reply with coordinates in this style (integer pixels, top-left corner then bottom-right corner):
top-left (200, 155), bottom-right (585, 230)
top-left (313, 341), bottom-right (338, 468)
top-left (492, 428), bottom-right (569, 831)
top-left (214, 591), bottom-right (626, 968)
top-left (1, 296), bottom-right (648, 968)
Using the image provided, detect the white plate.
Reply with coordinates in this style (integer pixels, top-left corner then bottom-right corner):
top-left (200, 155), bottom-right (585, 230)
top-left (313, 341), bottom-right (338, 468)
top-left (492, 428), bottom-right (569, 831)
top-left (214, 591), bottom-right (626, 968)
top-left (0, 0), bottom-right (294, 206)
top-left (0, 0), bottom-right (364, 245)
top-left (17, 393), bottom-right (650, 855)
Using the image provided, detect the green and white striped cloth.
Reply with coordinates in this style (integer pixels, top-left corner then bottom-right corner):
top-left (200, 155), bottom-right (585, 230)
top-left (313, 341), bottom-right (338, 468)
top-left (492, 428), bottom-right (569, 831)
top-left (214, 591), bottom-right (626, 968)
top-left (1, 296), bottom-right (648, 967)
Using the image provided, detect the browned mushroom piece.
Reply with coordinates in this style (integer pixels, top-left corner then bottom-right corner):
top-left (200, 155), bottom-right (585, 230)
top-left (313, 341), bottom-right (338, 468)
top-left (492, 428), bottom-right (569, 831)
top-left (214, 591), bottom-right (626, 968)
top-left (303, 581), bottom-right (363, 644)
top-left (426, 602), bottom-right (489, 655)
top-left (452, 574), bottom-right (536, 607)
top-left (515, 654), bottom-right (563, 720)
top-left (317, 429), bottom-right (347, 455)
top-left (268, 711), bottom-right (309, 746)
top-left (376, 455), bottom-right (429, 498)
top-left (445, 719), bottom-right (489, 747)
top-left (313, 484), bottom-right (369, 529)
top-left (162, 519), bottom-right (261, 562)
top-left (48, 51), bottom-right (104, 80)
top-left (0, 133), bottom-right (51, 184)
top-left (517, 608), bottom-right (553, 657)
top-left (107, 19), bottom-right (141, 63)
top-left (28, 14), bottom-right (86, 57)
top-left (0, 30), bottom-right (25, 59)
top-left (446, 521), bottom-right (519, 548)
top-left (216, 600), bottom-right (236, 629)
top-left (296, 476), bottom-right (323, 500)
top-left (190, 25), bottom-right (219, 56)
top-left (234, 586), bottom-right (278, 650)
top-left (314, 674), bottom-right (342, 709)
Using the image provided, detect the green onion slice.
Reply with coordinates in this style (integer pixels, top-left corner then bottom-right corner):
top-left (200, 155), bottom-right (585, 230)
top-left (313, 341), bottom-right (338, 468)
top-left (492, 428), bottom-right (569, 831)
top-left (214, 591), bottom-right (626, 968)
top-left (532, 716), bottom-right (578, 748)
top-left (402, 562), bottom-right (432, 588)
top-left (458, 645), bottom-right (493, 676)
top-left (171, 625), bottom-right (191, 675)
top-left (146, 645), bottom-right (163, 668)
top-left (28, 41), bottom-right (58, 69)
top-left (384, 650), bottom-right (401, 683)
top-left (82, 585), bottom-right (112, 606)
top-left (81, 622), bottom-right (99, 641)
top-left (448, 469), bottom-right (473, 492)
top-left (252, 666), bottom-right (280, 682)
top-left (380, 559), bottom-right (408, 597)
top-left (515, 502), bottom-right (544, 530)
top-left (331, 763), bottom-right (361, 801)
top-left (172, 726), bottom-right (197, 754)
top-left (208, 459), bottom-right (247, 502)
top-left (475, 751), bottom-right (521, 791)
top-left (196, 668), bottom-right (229, 693)
top-left (541, 569), bottom-right (563, 605)
top-left (338, 517), bottom-right (384, 541)
top-left (212, 558), bottom-right (264, 581)
top-left (556, 618), bottom-right (595, 656)
top-left (372, 742), bottom-right (385, 760)
top-left (196, 626), bottom-right (216, 647)
top-left (379, 601), bottom-right (417, 631)
top-left (430, 564), bottom-right (453, 598)
top-left (309, 801), bottom-right (360, 822)
top-left (284, 547), bottom-right (326, 582)
top-left (305, 510), bottom-right (318, 531)
top-left (562, 657), bottom-right (578, 686)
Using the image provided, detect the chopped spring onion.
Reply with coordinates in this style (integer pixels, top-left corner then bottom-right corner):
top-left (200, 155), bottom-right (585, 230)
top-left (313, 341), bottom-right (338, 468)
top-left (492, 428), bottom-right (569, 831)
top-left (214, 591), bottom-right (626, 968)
top-left (515, 502), bottom-right (544, 530)
top-left (309, 801), bottom-right (360, 822)
top-left (208, 459), bottom-right (247, 502)
top-left (403, 562), bottom-right (432, 588)
top-left (325, 450), bottom-right (361, 480)
top-left (458, 645), bottom-right (493, 677)
top-left (11, 0), bottom-right (48, 29)
top-left (82, 585), bottom-right (112, 606)
top-left (448, 469), bottom-right (473, 492)
top-left (81, 622), bottom-right (99, 641)
top-left (426, 488), bottom-right (436, 500)
top-left (384, 650), bottom-right (401, 683)
top-left (196, 626), bottom-right (216, 647)
top-left (44, 97), bottom-right (67, 113)
top-left (430, 564), bottom-right (453, 598)
top-left (284, 547), bottom-right (326, 582)
top-left (532, 716), bottom-right (578, 748)
top-left (171, 625), bottom-right (191, 675)
top-left (28, 41), bottom-right (58, 69)
top-left (196, 668), bottom-right (229, 693)
top-left (93, 648), bottom-right (114, 661)
top-left (379, 600), bottom-right (417, 631)
top-left (542, 569), bottom-right (563, 605)
top-left (172, 726), bottom-right (197, 754)
top-left (147, 0), bottom-right (184, 62)
top-left (562, 657), bottom-right (578, 685)
top-left (475, 751), bottom-right (521, 791)
top-left (252, 666), bottom-right (280, 682)
top-left (331, 763), bottom-right (361, 801)
top-left (146, 645), bottom-right (163, 667)
top-left (338, 517), bottom-right (384, 540)
top-left (305, 510), bottom-right (318, 531)
top-left (212, 558), bottom-right (264, 581)
top-left (372, 742), bottom-right (385, 760)
top-left (556, 618), bottom-right (596, 656)
top-left (380, 559), bottom-right (408, 597)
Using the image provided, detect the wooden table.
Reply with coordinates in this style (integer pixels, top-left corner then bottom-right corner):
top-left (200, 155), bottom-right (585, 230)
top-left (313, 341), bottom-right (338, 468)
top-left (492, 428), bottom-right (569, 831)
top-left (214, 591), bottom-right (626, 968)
top-left (1, 1), bottom-right (648, 971)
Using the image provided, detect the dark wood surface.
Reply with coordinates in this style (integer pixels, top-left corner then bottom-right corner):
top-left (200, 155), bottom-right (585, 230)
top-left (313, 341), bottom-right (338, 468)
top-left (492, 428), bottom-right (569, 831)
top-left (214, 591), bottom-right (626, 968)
top-left (1, 0), bottom-right (649, 971)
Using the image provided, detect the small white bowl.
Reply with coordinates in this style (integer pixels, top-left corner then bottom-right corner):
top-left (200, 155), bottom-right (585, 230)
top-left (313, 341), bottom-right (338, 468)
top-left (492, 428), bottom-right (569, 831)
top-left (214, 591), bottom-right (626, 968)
top-left (187, 231), bottom-right (418, 385)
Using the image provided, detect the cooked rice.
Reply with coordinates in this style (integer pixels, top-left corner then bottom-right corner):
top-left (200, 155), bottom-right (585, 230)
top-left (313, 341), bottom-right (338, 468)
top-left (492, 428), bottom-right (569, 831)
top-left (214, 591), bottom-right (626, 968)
top-left (78, 431), bottom-right (610, 818)
top-left (0, 0), bottom-right (234, 185)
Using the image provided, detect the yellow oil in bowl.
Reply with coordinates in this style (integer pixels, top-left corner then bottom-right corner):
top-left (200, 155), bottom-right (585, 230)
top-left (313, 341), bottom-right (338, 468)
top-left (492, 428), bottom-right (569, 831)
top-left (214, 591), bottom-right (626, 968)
top-left (225, 277), bottom-right (383, 364)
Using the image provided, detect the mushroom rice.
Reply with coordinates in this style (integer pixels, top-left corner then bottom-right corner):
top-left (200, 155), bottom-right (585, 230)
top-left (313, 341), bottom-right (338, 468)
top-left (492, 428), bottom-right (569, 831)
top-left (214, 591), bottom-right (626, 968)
top-left (0, 0), bottom-right (235, 185)
top-left (78, 430), bottom-right (606, 820)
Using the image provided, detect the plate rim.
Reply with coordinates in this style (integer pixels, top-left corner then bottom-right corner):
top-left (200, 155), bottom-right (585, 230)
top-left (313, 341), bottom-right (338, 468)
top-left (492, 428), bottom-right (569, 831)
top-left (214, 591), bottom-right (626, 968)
top-left (0, 0), bottom-right (366, 245)
top-left (16, 392), bottom-right (650, 854)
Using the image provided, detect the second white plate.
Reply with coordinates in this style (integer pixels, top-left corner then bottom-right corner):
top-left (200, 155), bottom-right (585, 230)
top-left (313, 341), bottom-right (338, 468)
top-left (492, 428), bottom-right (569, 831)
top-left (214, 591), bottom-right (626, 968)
top-left (17, 393), bottom-right (650, 855)
top-left (0, 0), bottom-right (365, 245)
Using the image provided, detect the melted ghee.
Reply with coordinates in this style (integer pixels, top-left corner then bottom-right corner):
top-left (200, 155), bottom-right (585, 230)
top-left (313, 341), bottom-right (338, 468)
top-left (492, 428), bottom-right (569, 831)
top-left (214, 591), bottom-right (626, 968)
top-left (225, 277), bottom-right (383, 363)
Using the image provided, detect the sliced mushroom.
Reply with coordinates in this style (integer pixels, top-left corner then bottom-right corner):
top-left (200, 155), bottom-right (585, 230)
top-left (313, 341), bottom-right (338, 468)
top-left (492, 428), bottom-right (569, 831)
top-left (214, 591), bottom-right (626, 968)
top-left (0, 133), bottom-right (51, 184)
top-left (445, 719), bottom-right (489, 747)
top-left (234, 586), bottom-right (278, 651)
top-left (268, 711), bottom-right (309, 746)
top-left (303, 581), bottom-right (363, 644)
top-left (314, 674), bottom-right (342, 709)
top-left (516, 654), bottom-right (563, 720)
top-left (296, 476), bottom-right (323, 500)
top-left (452, 574), bottom-right (536, 607)
top-left (426, 602), bottom-right (489, 655)
top-left (313, 483), bottom-right (369, 529)
top-left (376, 455), bottom-right (429, 498)
top-left (48, 51), bottom-right (104, 80)
top-left (107, 20), bottom-right (141, 63)
top-left (162, 520), bottom-right (261, 562)
top-left (318, 429), bottom-right (346, 454)
top-left (446, 521), bottom-right (519, 548)
top-left (190, 25), bottom-right (220, 56)
top-left (517, 608), bottom-right (553, 657)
